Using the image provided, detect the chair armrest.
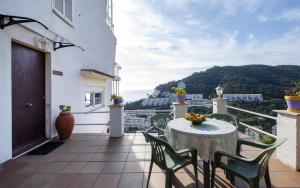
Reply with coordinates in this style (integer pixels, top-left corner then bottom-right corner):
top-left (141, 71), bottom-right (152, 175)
top-left (153, 126), bottom-right (165, 133)
top-left (236, 139), bottom-right (270, 155)
top-left (158, 135), bottom-right (167, 141)
top-left (145, 127), bottom-right (154, 133)
top-left (176, 148), bottom-right (196, 155)
top-left (215, 151), bottom-right (253, 165)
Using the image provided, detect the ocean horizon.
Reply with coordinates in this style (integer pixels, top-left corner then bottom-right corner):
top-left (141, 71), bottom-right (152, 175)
top-left (121, 89), bottom-right (154, 103)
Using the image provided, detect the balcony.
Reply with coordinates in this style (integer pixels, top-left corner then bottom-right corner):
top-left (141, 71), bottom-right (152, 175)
top-left (1, 132), bottom-right (299, 188)
top-left (1, 98), bottom-right (300, 187)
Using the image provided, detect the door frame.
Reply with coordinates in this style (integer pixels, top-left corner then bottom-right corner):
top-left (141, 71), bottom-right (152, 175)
top-left (11, 39), bottom-right (52, 152)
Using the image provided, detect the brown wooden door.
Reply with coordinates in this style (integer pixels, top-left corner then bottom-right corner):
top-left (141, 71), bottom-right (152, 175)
top-left (12, 42), bottom-right (46, 155)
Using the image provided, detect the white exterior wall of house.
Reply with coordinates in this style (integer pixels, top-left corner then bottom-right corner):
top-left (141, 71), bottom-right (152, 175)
top-left (0, 0), bottom-right (116, 163)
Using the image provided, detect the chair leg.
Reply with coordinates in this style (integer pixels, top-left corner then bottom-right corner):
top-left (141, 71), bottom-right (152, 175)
top-left (146, 161), bottom-right (153, 188)
top-left (165, 170), bottom-right (173, 188)
top-left (265, 167), bottom-right (272, 188)
top-left (249, 179), bottom-right (259, 188)
top-left (194, 161), bottom-right (198, 188)
top-left (210, 164), bottom-right (216, 188)
top-left (229, 173), bottom-right (235, 185)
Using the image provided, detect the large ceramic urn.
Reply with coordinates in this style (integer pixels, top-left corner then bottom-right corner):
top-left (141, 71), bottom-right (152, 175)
top-left (55, 112), bottom-right (75, 140)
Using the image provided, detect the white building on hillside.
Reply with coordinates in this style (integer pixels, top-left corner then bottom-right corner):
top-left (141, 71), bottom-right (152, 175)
top-left (0, 0), bottom-right (117, 163)
top-left (223, 94), bottom-right (263, 102)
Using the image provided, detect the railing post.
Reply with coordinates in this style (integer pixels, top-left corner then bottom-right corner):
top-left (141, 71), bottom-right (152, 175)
top-left (109, 104), bottom-right (124, 137)
top-left (213, 98), bottom-right (228, 114)
top-left (274, 110), bottom-right (300, 170)
top-left (172, 102), bottom-right (188, 119)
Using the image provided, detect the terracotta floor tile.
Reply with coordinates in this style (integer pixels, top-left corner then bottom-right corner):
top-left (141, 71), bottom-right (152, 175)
top-left (1, 161), bottom-right (29, 173)
top-left (144, 162), bottom-right (165, 173)
top-left (68, 174), bottom-right (99, 188)
top-left (81, 162), bottom-right (106, 173)
top-left (53, 153), bottom-right (78, 162)
top-left (90, 153), bottom-right (112, 161)
top-left (108, 152), bottom-right (129, 162)
top-left (130, 146), bottom-right (146, 152)
top-left (37, 161), bottom-right (68, 173)
top-left (123, 161), bottom-right (145, 173)
top-left (60, 162), bottom-right (87, 173)
top-left (102, 162), bottom-right (125, 173)
top-left (71, 153), bottom-right (96, 162)
top-left (20, 173), bottom-right (76, 188)
top-left (133, 139), bottom-right (147, 145)
top-left (0, 173), bottom-right (33, 187)
top-left (144, 152), bottom-right (152, 161)
top-left (92, 173), bottom-right (121, 188)
top-left (118, 173), bottom-right (144, 188)
top-left (98, 146), bottom-right (131, 153)
top-left (127, 152), bottom-right (145, 161)
top-left (173, 172), bottom-right (200, 188)
top-left (143, 173), bottom-right (172, 188)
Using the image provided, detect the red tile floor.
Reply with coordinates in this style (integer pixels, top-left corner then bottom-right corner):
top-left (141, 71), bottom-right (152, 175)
top-left (0, 133), bottom-right (299, 188)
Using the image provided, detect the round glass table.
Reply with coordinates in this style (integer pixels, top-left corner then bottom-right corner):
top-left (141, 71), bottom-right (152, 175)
top-left (165, 118), bottom-right (239, 188)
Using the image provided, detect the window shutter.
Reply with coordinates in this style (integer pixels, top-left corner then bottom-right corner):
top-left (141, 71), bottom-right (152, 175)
top-left (54, 0), bottom-right (64, 14)
top-left (65, 0), bottom-right (73, 21)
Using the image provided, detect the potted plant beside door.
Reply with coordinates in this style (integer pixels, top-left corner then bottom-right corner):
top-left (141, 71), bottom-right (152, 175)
top-left (284, 82), bottom-right (300, 113)
top-left (55, 105), bottom-right (75, 140)
top-left (172, 87), bottom-right (186, 103)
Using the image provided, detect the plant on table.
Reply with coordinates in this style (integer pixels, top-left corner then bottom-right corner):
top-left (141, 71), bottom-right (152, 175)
top-left (284, 81), bottom-right (300, 113)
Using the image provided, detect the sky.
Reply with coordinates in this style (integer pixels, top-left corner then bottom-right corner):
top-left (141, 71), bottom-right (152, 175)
top-left (114, 0), bottom-right (300, 98)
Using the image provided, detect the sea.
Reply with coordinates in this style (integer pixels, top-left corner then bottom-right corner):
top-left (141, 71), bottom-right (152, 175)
top-left (121, 89), bottom-right (153, 103)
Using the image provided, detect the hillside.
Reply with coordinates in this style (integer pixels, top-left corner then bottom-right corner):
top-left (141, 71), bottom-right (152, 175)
top-left (155, 65), bottom-right (300, 99)
top-left (125, 65), bottom-right (300, 110)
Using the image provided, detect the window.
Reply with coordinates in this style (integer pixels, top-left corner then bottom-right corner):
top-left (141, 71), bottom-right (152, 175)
top-left (84, 89), bottom-right (104, 110)
top-left (85, 92), bottom-right (94, 107)
top-left (95, 92), bottom-right (102, 105)
top-left (53, 0), bottom-right (73, 23)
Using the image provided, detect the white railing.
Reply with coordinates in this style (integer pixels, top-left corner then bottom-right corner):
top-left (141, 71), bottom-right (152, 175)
top-left (227, 105), bottom-right (276, 120)
top-left (225, 105), bottom-right (277, 138)
top-left (72, 111), bottom-right (110, 133)
top-left (124, 109), bottom-right (172, 132)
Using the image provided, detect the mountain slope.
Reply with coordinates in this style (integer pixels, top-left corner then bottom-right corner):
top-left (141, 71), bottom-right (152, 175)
top-left (155, 65), bottom-right (300, 99)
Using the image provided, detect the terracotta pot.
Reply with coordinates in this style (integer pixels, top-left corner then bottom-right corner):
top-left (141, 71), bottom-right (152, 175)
top-left (285, 96), bottom-right (300, 113)
top-left (177, 95), bottom-right (186, 103)
top-left (113, 98), bottom-right (122, 105)
top-left (55, 112), bottom-right (75, 140)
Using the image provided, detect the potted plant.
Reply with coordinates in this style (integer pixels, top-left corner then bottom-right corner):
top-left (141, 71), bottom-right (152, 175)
top-left (172, 87), bottom-right (186, 103)
top-left (111, 95), bottom-right (123, 105)
top-left (284, 82), bottom-right (300, 113)
top-left (55, 105), bottom-right (75, 140)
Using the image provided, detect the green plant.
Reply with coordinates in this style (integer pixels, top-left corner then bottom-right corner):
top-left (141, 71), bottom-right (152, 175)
top-left (59, 105), bottom-right (72, 112)
top-left (171, 87), bottom-right (186, 96)
top-left (111, 94), bottom-right (123, 100)
top-left (285, 82), bottom-right (300, 96)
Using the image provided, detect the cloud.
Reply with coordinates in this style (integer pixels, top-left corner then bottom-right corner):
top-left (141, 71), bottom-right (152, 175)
top-left (258, 8), bottom-right (300, 22)
top-left (114, 0), bottom-right (300, 92)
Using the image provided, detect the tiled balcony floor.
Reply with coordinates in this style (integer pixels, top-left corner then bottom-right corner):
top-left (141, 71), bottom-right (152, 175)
top-left (0, 133), bottom-right (299, 188)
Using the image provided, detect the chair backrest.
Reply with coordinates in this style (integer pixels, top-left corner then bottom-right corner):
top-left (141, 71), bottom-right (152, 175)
top-left (255, 138), bottom-right (286, 178)
top-left (143, 131), bottom-right (176, 170)
top-left (208, 113), bottom-right (239, 127)
top-left (151, 114), bottom-right (173, 135)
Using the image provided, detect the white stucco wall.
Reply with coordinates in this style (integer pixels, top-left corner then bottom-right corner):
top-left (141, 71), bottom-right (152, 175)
top-left (0, 31), bottom-right (12, 163)
top-left (0, 0), bottom-right (116, 163)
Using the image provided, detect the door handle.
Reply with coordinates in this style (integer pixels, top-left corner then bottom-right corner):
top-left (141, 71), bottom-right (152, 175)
top-left (26, 103), bottom-right (33, 108)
